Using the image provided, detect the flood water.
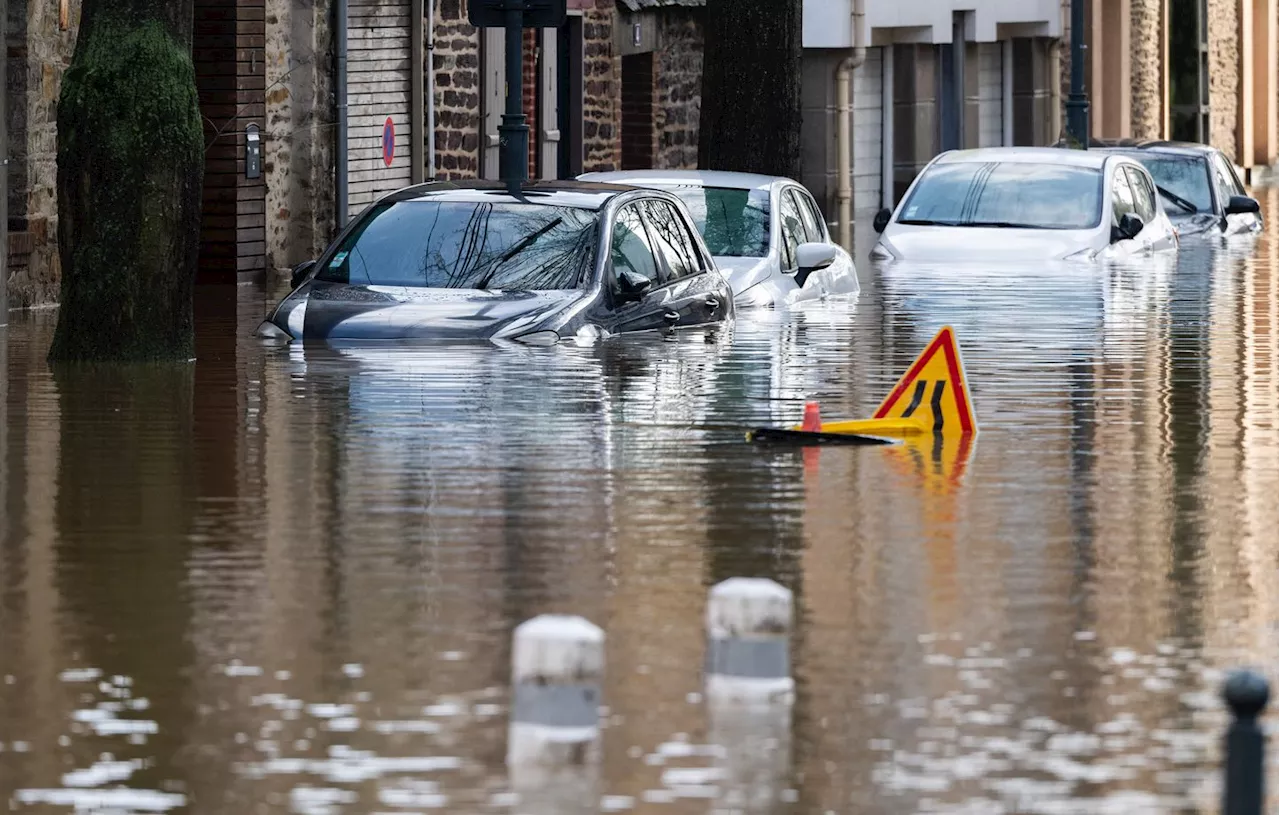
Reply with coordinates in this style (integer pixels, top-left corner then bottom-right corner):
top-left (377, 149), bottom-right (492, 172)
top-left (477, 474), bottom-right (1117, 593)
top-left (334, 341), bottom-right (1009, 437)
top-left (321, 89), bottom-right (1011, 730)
top-left (1, 190), bottom-right (1276, 815)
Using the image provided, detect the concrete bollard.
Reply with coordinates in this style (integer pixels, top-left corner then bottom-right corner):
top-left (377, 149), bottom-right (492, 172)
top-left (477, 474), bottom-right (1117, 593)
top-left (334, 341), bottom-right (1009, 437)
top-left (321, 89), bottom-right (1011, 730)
top-left (704, 577), bottom-right (795, 703)
top-left (1222, 669), bottom-right (1270, 815)
top-left (705, 578), bottom-right (795, 812)
top-left (506, 615), bottom-right (604, 814)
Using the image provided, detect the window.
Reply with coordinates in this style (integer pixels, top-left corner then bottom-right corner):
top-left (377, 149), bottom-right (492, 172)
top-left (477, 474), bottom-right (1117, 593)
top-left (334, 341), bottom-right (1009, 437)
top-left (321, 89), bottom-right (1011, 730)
top-left (1131, 155), bottom-right (1213, 213)
top-left (317, 200), bottom-right (598, 289)
top-left (788, 189), bottom-right (825, 243)
top-left (1210, 154), bottom-right (1245, 207)
top-left (610, 204), bottom-right (661, 288)
top-left (661, 186), bottom-right (771, 257)
top-left (1125, 167), bottom-right (1157, 223)
top-left (779, 191), bottom-right (806, 271)
top-left (897, 162), bottom-right (1104, 229)
top-left (642, 200), bottom-right (702, 281)
top-left (1111, 169), bottom-right (1136, 225)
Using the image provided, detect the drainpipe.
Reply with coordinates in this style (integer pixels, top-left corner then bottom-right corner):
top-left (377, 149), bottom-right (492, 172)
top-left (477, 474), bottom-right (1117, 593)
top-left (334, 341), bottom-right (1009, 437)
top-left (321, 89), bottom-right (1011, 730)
top-left (426, 0), bottom-right (436, 180)
top-left (835, 0), bottom-right (866, 251)
top-left (335, 0), bottom-right (350, 227)
top-left (411, 0), bottom-right (425, 184)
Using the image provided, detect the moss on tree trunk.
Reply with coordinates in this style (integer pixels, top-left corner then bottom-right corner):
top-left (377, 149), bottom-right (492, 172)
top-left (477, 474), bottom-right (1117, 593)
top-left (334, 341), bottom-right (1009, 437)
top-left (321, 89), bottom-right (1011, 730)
top-left (49, 0), bottom-right (203, 362)
top-left (697, 0), bottom-right (803, 180)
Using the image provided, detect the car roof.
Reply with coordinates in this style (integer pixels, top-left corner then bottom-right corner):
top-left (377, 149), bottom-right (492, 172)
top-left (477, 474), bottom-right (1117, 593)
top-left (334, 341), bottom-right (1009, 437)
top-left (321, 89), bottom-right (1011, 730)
top-left (933, 146), bottom-right (1113, 169)
top-left (1087, 138), bottom-right (1219, 156)
top-left (380, 179), bottom-right (644, 209)
top-left (578, 169), bottom-right (785, 191)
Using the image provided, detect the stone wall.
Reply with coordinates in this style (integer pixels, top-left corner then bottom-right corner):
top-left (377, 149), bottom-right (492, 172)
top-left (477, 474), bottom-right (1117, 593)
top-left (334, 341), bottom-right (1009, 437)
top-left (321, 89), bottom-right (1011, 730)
top-left (1206, 0), bottom-right (1239, 160)
top-left (5, 0), bottom-right (79, 307)
top-left (582, 4), bottom-right (619, 172)
top-left (1130, 0), bottom-right (1163, 139)
top-left (431, 1), bottom-right (481, 179)
top-left (654, 9), bottom-right (701, 169)
top-left (264, 0), bottom-right (336, 273)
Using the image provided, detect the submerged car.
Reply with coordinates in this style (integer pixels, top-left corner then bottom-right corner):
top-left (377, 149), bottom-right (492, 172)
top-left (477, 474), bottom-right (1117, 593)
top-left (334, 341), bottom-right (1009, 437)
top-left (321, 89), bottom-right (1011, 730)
top-left (870, 147), bottom-right (1179, 263)
top-left (576, 170), bottom-right (859, 307)
top-left (256, 180), bottom-right (735, 343)
top-left (1089, 139), bottom-right (1264, 237)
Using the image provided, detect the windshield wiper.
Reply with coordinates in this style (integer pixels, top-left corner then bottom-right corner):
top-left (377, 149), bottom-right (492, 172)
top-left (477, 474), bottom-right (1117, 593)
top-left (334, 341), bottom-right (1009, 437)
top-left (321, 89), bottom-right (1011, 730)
top-left (896, 218), bottom-right (956, 226)
top-left (474, 218), bottom-right (563, 290)
top-left (963, 220), bottom-right (1041, 229)
top-left (1155, 185), bottom-right (1197, 214)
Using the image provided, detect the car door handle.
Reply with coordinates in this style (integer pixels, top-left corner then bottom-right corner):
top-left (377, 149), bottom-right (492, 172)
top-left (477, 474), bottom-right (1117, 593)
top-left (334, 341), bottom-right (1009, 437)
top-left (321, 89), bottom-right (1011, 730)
top-left (663, 311), bottom-right (680, 326)
top-left (704, 297), bottom-right (721, 310)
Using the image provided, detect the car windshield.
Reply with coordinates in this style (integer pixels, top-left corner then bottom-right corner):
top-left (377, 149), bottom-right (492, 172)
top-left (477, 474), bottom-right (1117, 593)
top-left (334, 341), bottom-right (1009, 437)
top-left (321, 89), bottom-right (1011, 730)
top-left (1127, 154), bottom-right (1213, 213)
top-left (662, 186), bottom-right (770, 257)
top-left (897, 162), bottom-right (1103, 229)
top-left (317, 200), bottom-right (598, 289)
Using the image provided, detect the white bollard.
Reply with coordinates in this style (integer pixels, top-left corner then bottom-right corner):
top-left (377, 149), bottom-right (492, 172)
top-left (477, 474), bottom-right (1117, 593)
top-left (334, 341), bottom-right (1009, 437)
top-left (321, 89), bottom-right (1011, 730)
top-left (506, 615), bottom-right (604, 814)
top-left (705, 578), bottom-right (795, 812)
top-left (704, 577), bottom-right (795, 703)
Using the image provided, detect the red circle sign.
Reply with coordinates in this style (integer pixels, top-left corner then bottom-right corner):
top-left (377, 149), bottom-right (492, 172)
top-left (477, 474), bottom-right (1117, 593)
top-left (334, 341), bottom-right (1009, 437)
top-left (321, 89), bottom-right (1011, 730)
top-left (382, 117), bottom-right (395, 167)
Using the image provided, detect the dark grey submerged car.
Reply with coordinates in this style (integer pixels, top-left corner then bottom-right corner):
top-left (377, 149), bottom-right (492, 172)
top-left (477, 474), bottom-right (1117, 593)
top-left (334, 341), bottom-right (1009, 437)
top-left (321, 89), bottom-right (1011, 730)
top-left (256, 180), bottom-right (735, 344)
top-left (1088, 139), bottom-right (1264, 237)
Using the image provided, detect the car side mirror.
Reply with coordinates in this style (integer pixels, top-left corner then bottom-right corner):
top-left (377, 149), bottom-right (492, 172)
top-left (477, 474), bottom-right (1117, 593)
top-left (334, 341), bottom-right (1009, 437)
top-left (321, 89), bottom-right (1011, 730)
top-left (290, 260), bottom-right (317, 290)
top-left (617, 268), bottom-right (652, 302)
top-left (873, 208), bottom-right (892, 234)
top-left (1113, 212), bottom-right (1144, 242)
top-left (793, 242), bottom-right (837, 287)
top-left (1225, 195), bottom-right (1261, 216)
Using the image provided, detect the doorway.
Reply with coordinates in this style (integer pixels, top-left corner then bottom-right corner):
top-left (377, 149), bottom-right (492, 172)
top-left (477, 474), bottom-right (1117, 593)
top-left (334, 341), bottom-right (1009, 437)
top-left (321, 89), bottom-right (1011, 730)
top-left (620, 52), bottom-right (655, 170)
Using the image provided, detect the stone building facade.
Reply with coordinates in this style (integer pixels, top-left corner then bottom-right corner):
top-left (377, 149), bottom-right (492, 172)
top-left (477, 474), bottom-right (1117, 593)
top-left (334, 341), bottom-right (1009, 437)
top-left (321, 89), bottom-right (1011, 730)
top-left (4, 0), bottom-right (706, 308)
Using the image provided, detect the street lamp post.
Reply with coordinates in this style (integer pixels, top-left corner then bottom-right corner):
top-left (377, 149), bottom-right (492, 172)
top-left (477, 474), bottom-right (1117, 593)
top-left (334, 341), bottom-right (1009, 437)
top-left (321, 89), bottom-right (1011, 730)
top-left (1065, 0), bottom-right (1090, 147)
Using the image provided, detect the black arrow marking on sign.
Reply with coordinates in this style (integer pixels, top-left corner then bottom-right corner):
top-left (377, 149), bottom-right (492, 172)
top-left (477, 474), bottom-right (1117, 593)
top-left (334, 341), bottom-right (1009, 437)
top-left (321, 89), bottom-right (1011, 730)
top-left (930, 380), bottom-right (947, 433)
top-left (900, 380), bottom-right (928, 418)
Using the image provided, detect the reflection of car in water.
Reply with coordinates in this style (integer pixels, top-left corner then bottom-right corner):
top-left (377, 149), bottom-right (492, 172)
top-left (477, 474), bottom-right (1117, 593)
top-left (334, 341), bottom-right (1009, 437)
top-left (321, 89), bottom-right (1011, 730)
top-left (870, 147), bottom-right (1179, 263)
top-left (1086, 139), bottom-right (1264, 238)
top-left (256, 181), bottom-right (734, 344)
top-left (577, 170), bottom-right (859, 308)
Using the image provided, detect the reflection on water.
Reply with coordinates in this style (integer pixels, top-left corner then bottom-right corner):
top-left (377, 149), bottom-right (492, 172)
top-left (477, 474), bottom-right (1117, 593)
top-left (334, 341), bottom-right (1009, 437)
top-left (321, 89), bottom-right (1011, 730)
top-left (1, 190), bottom-right (1276, 813)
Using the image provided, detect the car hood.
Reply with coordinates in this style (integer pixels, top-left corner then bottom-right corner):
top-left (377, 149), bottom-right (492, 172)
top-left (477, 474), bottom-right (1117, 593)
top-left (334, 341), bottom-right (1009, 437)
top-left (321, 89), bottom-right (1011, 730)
top-left (879, 226), bottom-right (1097, 262)
top-left (279, 282), bottom-right (585, 341)
top-left (1167, 211), bottom-right (1223, 236)
top-left (711, 256), bottom-right (774, 294)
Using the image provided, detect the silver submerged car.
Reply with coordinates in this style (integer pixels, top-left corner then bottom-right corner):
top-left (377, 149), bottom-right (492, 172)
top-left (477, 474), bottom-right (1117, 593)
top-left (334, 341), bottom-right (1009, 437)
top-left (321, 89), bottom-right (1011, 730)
top-left (870, 147), bottom-right (1179, 263)
top-left (577, 170), bottom-right (859, 307)
top-left (1090, 139), bottom-right (1264, 238)
top-left (256, 181), bottom-right (735, 344)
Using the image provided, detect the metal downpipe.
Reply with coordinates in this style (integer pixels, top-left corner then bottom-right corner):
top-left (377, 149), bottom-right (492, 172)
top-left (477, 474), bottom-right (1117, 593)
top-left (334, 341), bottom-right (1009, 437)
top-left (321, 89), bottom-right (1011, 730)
top-left (835, 0), bottom-right (866, 251)
top-left (426, 0), bottom-right (436, 180)
top-left (336, 0), bottom-right (349, 226)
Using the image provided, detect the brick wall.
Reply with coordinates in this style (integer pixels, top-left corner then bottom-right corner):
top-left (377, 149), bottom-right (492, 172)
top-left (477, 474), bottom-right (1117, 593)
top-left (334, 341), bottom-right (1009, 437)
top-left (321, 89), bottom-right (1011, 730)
top-left (4, 0), bottom-right (78, 307)
top-left (654, 10), bottom-right (701, 169)
top-left (432, 1), bottom-right (481, 178)
top-left (582, 4), bottom-right (619, 172)
top-left (1130, 0), bottom-right (1163, 139)
top-left (1206, 0), bottom-right (1239, 159)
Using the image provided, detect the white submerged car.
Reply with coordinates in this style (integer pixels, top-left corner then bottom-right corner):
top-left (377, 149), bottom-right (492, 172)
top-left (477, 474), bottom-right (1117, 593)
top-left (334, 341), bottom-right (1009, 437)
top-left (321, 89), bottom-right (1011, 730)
top-left (870, 147), bottom-right (1179, 263)
top-left (578, 170), bottom-right (859, 307)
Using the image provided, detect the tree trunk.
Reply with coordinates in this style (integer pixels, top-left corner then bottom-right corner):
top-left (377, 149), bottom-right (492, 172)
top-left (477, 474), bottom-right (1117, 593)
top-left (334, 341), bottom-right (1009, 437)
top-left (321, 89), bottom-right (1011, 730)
top-left (49, 0), bottom-right (203, 362)
top-left (698, 0), bottom-right (803, 179)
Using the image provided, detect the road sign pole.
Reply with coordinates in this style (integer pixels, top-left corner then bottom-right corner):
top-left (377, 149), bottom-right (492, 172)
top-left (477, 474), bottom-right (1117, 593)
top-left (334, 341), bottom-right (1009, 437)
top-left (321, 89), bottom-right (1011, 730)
top-left (498, 3), bottom-right (529, 188)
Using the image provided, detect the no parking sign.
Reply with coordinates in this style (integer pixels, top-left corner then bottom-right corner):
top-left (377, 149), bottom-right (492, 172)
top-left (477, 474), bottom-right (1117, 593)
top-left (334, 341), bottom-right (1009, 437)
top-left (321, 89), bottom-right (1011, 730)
top-left (382, 117), bottom-right (395, 167)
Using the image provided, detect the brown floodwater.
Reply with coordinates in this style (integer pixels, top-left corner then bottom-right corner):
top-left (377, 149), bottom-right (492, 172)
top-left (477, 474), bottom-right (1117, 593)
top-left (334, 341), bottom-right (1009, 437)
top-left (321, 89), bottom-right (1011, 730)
top-left (1, 190), bottom-right (1276, 814)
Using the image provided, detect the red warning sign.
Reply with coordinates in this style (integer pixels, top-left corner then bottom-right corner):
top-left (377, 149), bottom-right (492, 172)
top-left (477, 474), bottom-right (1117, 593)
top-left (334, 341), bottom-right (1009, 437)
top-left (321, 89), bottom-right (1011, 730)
top-left (873, 325), bottom-right (975, 435)
top-left (382, 117), bottom-right (395, 167)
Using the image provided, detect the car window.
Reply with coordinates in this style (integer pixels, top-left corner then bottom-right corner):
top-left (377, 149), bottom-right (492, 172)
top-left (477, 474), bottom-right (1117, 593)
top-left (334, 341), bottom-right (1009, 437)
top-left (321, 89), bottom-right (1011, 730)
top-left (779, 191), bottom-right (806, 271)
top-left (642, 200), bottom-right (702, 281)
top-left (610, 203), bottom-right (661, 288)
top-left (897, 162), bottom-right (1103, 229)
top-left (790, 189), bottom-right (826, 243)
top-left (316, 201), bottom-right (598, 289)
top-left (664, 186), bottom-right (771, 257)
top-left (1211, 153), bottom-right (1245, 205)
top-left (1125, 167), bottom-right (1157, 223)
top-left (1130, 155), bottom-right (1213, 213)
top-left (1111, 168), bottom-right (1136, 225)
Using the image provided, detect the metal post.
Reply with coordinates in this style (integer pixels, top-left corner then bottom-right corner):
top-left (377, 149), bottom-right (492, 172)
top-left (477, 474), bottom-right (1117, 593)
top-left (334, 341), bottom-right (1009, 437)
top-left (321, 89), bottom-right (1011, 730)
top-left (1222, 669), bottom-right (1270, 815)
top-left (498, 4), bottom-right (529, 189)
top-left (1065, 0), bottom-right (1090, 148)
